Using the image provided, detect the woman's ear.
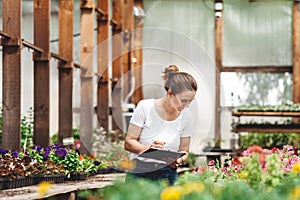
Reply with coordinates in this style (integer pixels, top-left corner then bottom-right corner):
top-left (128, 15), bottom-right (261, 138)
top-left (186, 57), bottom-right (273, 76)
top-left (168, 89), bottom-right (172, 95)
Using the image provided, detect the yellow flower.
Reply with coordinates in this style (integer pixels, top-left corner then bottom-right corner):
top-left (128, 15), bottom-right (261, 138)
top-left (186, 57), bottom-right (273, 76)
top-left (292, 162), bottom-right (300, 175)
top-left (238, 170), bottom-right (249, 179)
top-left (182, 181), bottom-right (205, 194)
top-left (37, 181), bottom-right (52, 198)
top-left (117, 159), bottom-right (136, 171)
top-left (290, 185), bottom-right (300, 200)
top-left (160, 186), bottom-right (184, 200)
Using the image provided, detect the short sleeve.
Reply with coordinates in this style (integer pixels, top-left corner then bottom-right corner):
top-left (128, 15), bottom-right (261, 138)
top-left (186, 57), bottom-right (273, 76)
top-left (129, 100), bottom-right (148, 128)
top-left (181, 108), bottom-right (194, 137)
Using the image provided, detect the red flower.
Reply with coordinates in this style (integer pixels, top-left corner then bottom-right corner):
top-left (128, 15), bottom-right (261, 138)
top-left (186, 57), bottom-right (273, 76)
top-left (271, 147), bottom-right (278, 153)
top-left (232, 156), bottom-right (241, 165)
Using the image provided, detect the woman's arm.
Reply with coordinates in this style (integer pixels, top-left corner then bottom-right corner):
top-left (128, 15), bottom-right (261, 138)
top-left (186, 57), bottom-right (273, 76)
top-left (178, 137), bottom-right (190, 163)
top-left (124, 123), bottom-right (149, 154)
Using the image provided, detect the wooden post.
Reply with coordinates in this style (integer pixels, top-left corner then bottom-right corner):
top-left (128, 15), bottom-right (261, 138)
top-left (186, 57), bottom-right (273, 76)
top-left (214, 0), bottom-right (223, 147)
top-left (97, 0), bottom-right (110, 132)
top-left (293, 2), bottom-right (300, 103)
top-left (33, 0), bottom-right (50, 148)
top-left (111, 0), bottom-right (124, 132)
top-left (80, 0), bottom-right (94, 154)
top-left (1, 0), bottom-right (22, 151)
top-left (122, 0), bottom-right (134, 104)
top-left (131, 0), bottom-right (144, 105)
top-left (58, 0), bottom-right (74, 147)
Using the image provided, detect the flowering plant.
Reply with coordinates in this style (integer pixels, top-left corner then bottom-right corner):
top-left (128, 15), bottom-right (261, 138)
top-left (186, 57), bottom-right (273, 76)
top-left (28, 144), bottom-right (105, 176)
top-left (192, 145), bottom-right (300, 189)
top-left (83, 145), bottom-right (300, 200)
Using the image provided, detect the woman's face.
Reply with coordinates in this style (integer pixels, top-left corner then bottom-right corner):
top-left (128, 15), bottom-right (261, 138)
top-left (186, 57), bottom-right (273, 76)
top-left (171, 90), bottom-right (196, 111)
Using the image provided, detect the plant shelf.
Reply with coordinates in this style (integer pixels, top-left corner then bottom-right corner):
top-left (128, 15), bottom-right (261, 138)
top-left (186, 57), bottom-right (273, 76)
top-left (233, 126), bottom-right (300, 133)
top-left (232, 111), bottom-right (300, 117)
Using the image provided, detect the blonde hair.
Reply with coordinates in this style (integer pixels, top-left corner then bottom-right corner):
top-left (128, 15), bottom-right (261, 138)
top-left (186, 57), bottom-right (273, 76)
top-left (162, 65), bottom-right (197, 94)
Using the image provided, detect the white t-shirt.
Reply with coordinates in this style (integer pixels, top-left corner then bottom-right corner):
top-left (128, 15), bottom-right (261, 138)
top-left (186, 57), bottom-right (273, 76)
top-left (129, 98), bottom-right (194, 161)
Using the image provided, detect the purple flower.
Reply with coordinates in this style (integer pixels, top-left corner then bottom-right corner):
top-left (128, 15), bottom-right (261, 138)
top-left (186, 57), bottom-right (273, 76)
top-left (43, 150), bottom-right (50, 160)
top-left (94, 161), bottom-right (100, 166)
top-left (36, 145), bottom-right (42, 152)
top-left (12, 151), bottom-right (19, 158)
top-left (53, 144), bottom-right (61, 149)
top-left (44, 146), bottom-right (51, 152)
top-left (55, 148), bottom-right (67, 157)
top-left (0, 148), bottom-right (9, 155)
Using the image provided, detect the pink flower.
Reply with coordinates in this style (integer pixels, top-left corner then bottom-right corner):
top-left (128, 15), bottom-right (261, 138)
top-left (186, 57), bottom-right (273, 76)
top-left (209, 166), bottom-right (215, 171)
top-left (284, 145), bottom-right (294, 151)
top-left (197, 166), bottom-right (207, 174)
top-left (73, 140), bottom-right (81, 149)
top-left (282, 158), bottom-right (289, 163)
top-left (208, 160), bottom-right (215, 165)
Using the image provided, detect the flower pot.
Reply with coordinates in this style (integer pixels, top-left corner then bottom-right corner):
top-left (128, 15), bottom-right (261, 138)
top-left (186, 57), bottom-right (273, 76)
top-left (24, 176), bottom-right (33, 186)
top-left (33, 174), bottom-right (65, 184)
top-left (97, 167), bottom-right (112, 174)
top-left (65, 171), bottom-right (87, 181)
top-left (3, 177), bottom-right (26, 189)
top-left (0, 177), bottom-right (5, 190)
top-left (32, 174), bottom-right (45, 185)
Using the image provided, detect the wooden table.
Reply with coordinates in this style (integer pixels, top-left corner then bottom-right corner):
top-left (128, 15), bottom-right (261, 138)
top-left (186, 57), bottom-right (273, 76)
top-left (0, 173), bottom-right (126, 200)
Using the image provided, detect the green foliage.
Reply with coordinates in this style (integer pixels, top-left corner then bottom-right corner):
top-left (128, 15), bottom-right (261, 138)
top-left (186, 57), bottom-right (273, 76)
top-left (20, 107), bottom-right (34, 149)
top-left (236, 101), bottom-right (300, 112)
top-left (61, 150), bottom-right (82, 174)
top-left (102, 178), bottom-right (165, 200)
top-left (81, 172), bottom-right (300, 200)
top-left (65, 145), bottom-right (300, 200)
top-left (239, 132), bottom-right (300, 149)
top-left (50, 128), bottom-right (80, 144)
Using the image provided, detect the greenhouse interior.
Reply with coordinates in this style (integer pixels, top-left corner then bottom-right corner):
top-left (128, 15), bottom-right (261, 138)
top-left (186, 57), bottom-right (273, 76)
top-left (0, 0), bottom-right (300, 199)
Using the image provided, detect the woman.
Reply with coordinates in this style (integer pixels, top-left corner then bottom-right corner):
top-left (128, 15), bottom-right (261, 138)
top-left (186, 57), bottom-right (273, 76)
top-left (124, 65), bottom-right (198, 185)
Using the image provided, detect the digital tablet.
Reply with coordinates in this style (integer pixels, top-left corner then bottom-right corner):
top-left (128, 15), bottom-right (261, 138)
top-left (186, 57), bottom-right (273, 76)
top-left (138, 148), bottom-right (186, 161)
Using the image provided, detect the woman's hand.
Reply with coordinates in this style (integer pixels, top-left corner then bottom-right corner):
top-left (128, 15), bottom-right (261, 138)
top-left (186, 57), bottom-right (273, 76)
top-left (166, 157), bottom-right (184, 168)
top-left (150, 140), bottom-right (165, 149)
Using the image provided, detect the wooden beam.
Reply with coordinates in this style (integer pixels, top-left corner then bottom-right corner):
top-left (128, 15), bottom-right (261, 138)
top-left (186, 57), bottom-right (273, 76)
top-left (293, 2), bottom-right (300, 103)
top-left (80, 0), bottom-right (95, 154)
top-left (58, 0), bottom-right (74, 147)
top-left (2, 0), bottom-right (22, 151)
top-left (221, 66), bottom-right (292, 73)
top-left (215, 1), bottom-right (223, 72)
top-left (214, 0), bottom-right (223, 147)
top-left (33, 0), bottom-right (51, 148)
top-left (122, 0), bottom-right (134, 105)
top-left (97, 0), bottom-right (110, 132)
top-left (111, 0), bottom-right (124, 132)
top-left (131, 0), bottom-right (144, 105)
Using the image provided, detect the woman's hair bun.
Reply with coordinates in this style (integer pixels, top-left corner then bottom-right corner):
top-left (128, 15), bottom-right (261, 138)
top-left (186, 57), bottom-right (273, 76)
top-left (162, 65), bottom-right (179, 81)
